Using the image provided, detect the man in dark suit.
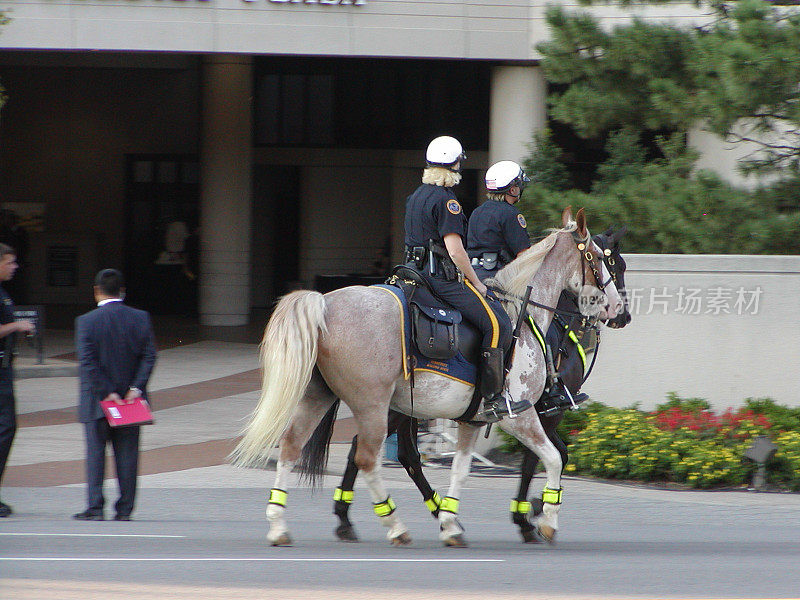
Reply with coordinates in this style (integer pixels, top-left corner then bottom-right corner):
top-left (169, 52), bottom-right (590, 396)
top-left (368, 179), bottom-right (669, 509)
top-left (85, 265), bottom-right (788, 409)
top-left (73, 269), bottom-right (157, 521)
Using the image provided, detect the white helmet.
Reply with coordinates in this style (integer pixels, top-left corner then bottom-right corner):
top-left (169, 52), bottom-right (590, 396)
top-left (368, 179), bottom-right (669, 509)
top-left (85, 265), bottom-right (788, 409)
top-left (485, 160), bottom-right (530, 194)
top-left (426, 136), bottom-right (466, 168)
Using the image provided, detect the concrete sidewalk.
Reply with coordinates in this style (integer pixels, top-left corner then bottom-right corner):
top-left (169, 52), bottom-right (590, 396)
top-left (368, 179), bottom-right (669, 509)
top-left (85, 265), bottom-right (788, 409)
top-left (4, 326), bottom-right (800, 519)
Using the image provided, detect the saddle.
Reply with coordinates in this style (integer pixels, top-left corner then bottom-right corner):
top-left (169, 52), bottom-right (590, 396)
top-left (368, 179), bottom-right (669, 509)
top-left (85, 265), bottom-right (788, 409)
top-left (388, 266), bottom-right (480, 364)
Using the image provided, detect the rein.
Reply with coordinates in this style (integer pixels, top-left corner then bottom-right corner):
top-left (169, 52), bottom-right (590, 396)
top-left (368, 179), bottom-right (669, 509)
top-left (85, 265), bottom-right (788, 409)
top-left (487, 284), bottom-right (585, 319)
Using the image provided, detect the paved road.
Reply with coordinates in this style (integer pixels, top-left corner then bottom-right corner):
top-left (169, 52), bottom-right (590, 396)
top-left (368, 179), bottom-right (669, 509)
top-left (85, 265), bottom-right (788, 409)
top-left (4, 332), bottom-right (800, 599)
top-left (3, 473), bottom-right (800, 600)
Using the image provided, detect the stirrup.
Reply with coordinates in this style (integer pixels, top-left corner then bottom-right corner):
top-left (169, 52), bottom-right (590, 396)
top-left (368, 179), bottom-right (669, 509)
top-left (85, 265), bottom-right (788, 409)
top-left (478, 394), bottom-right (533, 423)
top-left (536, 388), bottom-right (589, 417)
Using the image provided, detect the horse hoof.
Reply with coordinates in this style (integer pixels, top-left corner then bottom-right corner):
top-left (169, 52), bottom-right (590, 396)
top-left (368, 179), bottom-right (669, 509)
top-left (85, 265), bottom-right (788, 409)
top-left (536, 525), bottom-right (557, 544)
top-left (391, 532), bottom-right (412, 546)
top-left (335, 525), bottom-right (360, 543)
top-left (270, 533), bottom-right (293, 547)
top-left (443, 534), bottom-right (468, 548)
top-left (521, 529), bottom-right (543, 544)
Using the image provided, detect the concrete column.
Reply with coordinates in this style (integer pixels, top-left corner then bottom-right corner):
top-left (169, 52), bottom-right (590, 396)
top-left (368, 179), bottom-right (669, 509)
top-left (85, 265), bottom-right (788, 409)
top-left (199, 55), bottom-right (253, 326)
top-left (488, 65), bottom-right (547, 166)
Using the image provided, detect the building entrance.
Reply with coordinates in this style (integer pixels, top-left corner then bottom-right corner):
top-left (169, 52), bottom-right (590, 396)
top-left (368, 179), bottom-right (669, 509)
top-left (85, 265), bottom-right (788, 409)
top-left (124, 154), bottom-right (199, 314)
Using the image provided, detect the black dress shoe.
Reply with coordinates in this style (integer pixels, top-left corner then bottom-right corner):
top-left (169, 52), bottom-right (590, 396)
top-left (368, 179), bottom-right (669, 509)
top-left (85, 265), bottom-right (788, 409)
top-left (114, 514), bottom-right (131, 521)
top-left (73, 510), bottom-right (104, 521)
top-left (478, 394), bottom-right (533, 423)
top-left (0, 502), bottom-right (13, 518)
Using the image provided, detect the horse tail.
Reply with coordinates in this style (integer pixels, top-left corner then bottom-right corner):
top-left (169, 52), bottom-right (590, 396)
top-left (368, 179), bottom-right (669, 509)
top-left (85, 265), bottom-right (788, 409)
top-left (297, 399), bottom-right (340, 487)
top-left (230, 290), bottom-right (328, 468)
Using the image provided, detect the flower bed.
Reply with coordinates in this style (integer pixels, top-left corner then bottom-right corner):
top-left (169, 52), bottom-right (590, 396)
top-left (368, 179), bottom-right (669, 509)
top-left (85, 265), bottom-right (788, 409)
top-left (499, 394), bottom-right (800, 490)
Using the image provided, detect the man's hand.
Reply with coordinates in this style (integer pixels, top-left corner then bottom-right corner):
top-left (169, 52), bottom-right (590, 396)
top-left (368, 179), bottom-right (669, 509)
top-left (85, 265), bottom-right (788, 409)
top-left (476, 281), bottom-right (488, 296)
top-left (103, 392), bottom-right (124, 405)
top-left (15, 319), bottom-right (35, 334)
top-left (123, 388), bottom-right (141, 402)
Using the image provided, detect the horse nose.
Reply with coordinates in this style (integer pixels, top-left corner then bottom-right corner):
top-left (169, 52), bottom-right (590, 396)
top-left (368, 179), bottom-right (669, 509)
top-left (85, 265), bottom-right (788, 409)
top-left (607, 298), bottom-right (623, 319)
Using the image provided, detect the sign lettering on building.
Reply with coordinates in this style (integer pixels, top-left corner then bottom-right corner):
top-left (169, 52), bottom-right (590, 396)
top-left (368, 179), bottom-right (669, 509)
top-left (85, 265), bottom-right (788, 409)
top-left (243, 0), bottom-right (365, 4)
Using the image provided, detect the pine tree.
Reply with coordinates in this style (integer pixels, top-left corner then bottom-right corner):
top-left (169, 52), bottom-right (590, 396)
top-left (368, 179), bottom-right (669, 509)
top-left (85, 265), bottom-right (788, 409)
top-left (538, 0), bottom-right (800, 175)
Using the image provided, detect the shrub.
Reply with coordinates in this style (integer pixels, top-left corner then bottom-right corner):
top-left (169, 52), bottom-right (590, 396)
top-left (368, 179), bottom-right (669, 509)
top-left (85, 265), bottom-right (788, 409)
top-left (497, 395), bottom-right (797, 490)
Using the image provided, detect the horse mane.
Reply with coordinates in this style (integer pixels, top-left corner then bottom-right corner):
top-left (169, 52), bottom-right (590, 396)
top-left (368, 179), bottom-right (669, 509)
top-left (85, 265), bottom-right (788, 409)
top-left (490, 221), bottom-right (577, 317)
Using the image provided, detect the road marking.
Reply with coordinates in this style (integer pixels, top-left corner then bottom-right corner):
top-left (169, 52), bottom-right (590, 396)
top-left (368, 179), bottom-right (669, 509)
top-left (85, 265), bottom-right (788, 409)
top-left (0, 533), bottom-right (185, 538)
top-left (0, 557), bottom-right (503, 562)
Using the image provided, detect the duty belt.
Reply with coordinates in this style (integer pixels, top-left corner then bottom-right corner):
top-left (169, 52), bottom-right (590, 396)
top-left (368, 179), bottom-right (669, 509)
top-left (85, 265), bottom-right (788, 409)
top-left (471, 252), bottom-right (500, 271)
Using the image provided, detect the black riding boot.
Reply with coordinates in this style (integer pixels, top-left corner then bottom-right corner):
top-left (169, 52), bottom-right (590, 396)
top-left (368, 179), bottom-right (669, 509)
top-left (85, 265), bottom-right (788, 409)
top-left (477, 348), bottom-right (532, 423)
top-left (535, 383), bottom-right (589, 417)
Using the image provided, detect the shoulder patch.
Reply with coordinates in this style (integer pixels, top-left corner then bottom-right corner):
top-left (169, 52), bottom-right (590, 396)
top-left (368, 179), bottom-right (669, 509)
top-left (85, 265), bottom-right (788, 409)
top-left (517, 214), bottom-right (527, 228)
top-left (446, 199), bottom-right (462, 215)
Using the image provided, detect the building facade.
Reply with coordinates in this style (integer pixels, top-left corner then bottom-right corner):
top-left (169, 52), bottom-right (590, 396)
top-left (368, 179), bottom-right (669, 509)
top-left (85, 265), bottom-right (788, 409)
top-left (1, 0), bottom-right (708, 324)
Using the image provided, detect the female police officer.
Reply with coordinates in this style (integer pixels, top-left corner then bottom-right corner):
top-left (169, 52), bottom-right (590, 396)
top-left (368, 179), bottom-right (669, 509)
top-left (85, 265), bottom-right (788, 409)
top-left (468, 160), bottom-right (588, 415)
top-left (404, 137), bottom-right (531, 422)
top-left (467, 160), bottom-right (531, 280)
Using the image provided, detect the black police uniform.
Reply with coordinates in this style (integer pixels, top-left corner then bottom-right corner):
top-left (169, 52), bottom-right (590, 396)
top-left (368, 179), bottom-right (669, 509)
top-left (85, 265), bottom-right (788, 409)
top-left (0, 285), bottom-right (18, 505)
top-left (467, 198), bottom-right (530, 281)
top-left (404, 183), bottom-right (512, 351)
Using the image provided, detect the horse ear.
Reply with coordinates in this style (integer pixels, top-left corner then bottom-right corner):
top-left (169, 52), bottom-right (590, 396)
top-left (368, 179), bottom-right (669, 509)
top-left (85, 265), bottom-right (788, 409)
top-left (576, 208), bottom-right (587, 237)
top-left (611, 224), bottom-right (628, 244)
top-left (561, 206), bottom-right (573, 227)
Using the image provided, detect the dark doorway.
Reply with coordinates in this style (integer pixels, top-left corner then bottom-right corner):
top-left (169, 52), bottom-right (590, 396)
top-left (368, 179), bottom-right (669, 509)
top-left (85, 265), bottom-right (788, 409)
top-left (124, 154), bottom-right (199, 314)
top-left (251, 165), bottom-right (300, 308)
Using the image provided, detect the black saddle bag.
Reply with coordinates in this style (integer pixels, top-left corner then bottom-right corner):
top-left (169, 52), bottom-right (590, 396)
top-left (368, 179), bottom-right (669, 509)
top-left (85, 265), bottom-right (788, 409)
top-left (410, 302), bottom-right (461, 360)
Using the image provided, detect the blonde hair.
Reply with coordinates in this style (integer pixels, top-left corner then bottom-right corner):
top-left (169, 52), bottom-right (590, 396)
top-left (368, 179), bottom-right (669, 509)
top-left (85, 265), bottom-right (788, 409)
top-left (486, 192), bottom-right (506, 202)
top-left (422, 167), bottom-right (462, 188)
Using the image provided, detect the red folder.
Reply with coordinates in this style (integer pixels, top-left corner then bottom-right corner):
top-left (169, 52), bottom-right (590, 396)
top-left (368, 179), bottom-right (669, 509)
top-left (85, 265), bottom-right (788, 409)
top-left (100, 397), bottom-right (154, 427)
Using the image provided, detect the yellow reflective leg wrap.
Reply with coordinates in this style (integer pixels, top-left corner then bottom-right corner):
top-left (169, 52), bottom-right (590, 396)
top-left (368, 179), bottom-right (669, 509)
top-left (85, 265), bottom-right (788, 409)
top-left (541, 486), bottom-right (563, 505)
top-left (439, 496), bottom-right (460, 515)
top-left (333, 487), bottom-right (354, 504)
top-left (424, 491), bottom-right (442, 513)
top-left (268, 488), bottom-right (288, 507)
top-left (509, 499), bottom-right (532, 515)
top-left (373, 496), bottom-right (397, 517)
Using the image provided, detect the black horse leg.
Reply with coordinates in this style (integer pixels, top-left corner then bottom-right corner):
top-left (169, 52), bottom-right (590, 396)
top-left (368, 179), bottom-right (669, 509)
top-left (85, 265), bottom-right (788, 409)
top-left (394, 414), bottom-right (441, 518)
top-left (333, 411), bottom-right (409, 541)
top-left (511, 448), bottom-right (540, 543)
top-left (333, 435), bottom-right (361, 541)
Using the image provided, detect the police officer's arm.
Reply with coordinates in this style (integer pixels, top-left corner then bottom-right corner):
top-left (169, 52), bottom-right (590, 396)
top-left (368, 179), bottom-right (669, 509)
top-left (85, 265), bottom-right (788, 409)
top-left (443, 233), bottom-right (487, 296)
top-left (0, 320), bottom-right (34, 338)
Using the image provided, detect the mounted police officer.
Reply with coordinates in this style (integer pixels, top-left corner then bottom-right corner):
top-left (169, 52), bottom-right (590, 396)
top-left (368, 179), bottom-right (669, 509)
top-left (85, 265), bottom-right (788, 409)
top-left (467, 160), bottom-right (531, 279)
top-left (468, 160), bottom-right (589, 415)
top-left (404, 137), bottom-right (532, 423)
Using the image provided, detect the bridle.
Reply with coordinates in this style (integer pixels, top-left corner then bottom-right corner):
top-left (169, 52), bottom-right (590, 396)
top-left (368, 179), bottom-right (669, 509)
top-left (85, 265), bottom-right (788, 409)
top-left (489, 229), bottom-right (613, 319)
top-left (572, 229), bottom-right (614, 293)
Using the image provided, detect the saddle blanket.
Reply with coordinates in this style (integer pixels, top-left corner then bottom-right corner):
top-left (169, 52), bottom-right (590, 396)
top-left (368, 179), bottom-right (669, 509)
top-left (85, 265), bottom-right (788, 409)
top-left (372, 284), bottom-right (476, 387)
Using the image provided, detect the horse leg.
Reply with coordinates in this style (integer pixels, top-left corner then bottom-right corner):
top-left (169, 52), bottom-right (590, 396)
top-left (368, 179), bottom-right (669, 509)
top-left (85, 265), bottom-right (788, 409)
top-left (350, 405), bottom-right (411, 546)
top-left (532, 436), bottom-right (563, 543)
top-left (333, 435), bottom-right (360, 542)
top-left (503, 420), bottom-right (563, 544)
top-left (334, 411), bottom-right (412, 541)
top-left (394, 414), bottom-right (441, 519)
top-left (267, 377), bottom-right (335, 546)
top-left (511, 448), bottom-right (540, 543)
top-left (438, 422), bottom-right (481, 547)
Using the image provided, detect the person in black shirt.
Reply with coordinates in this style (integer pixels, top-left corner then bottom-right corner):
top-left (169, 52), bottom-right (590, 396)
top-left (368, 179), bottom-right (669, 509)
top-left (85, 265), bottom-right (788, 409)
top-left (467, 160), bottom-right (532, 280)
top-left (404, 137), bottom-right (531, 422)
top-left (0, 243), bottom-right (36, 517)
top-left (469, 161), bottom-right (589, 415)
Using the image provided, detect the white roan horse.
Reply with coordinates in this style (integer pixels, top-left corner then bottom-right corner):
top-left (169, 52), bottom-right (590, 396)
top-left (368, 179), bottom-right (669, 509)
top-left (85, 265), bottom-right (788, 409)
top-left (231, 208), bottom-right (623, 547)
